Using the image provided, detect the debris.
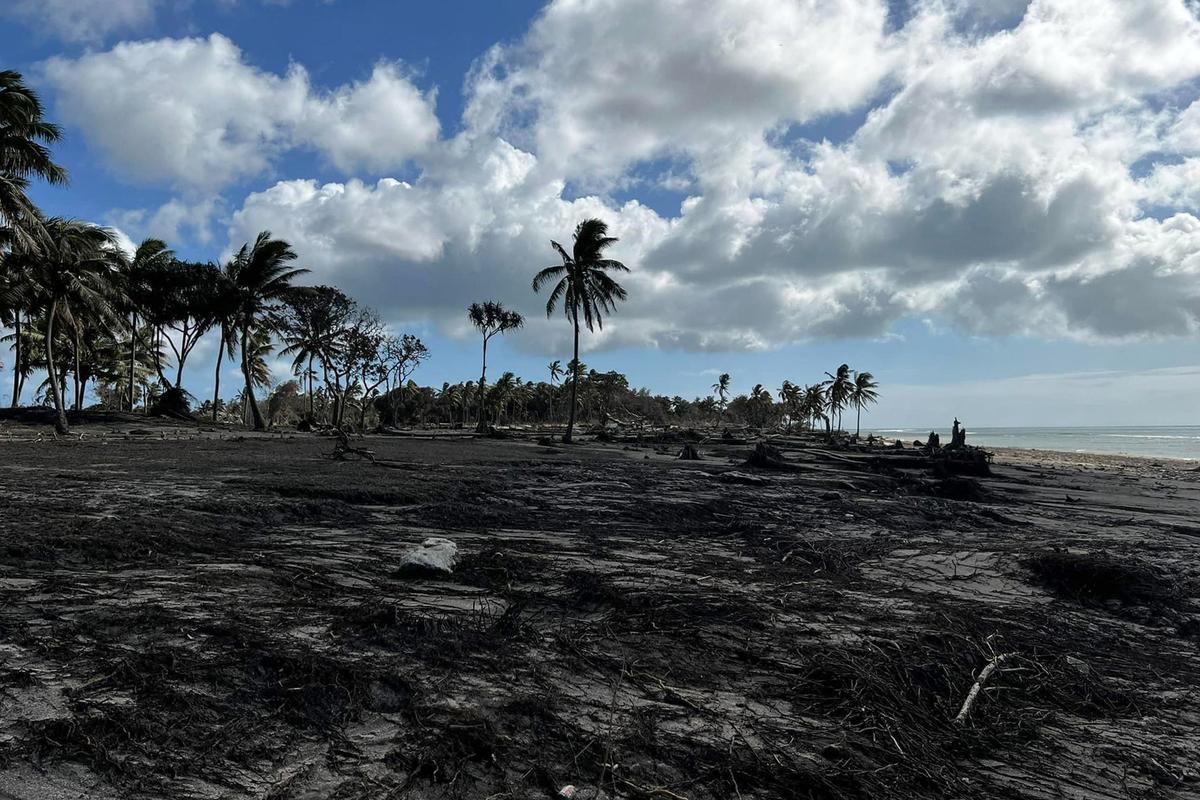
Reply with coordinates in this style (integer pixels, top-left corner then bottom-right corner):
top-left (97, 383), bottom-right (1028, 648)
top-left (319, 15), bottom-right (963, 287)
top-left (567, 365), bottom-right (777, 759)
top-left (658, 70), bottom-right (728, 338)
top-left (912, 476), bottom-right (987, 502)
top-left (1023, 550), bottom-right (1182, 607)
top-left (719, 471), bottom-right (768, 486)
top-left (744, 442), bottom-right (798, 470)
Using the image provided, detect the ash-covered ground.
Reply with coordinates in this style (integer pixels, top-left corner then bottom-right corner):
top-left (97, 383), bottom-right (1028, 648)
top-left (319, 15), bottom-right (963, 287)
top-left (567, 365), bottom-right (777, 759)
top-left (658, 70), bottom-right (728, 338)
top-left (1, 421), bottom-right (1198, 799)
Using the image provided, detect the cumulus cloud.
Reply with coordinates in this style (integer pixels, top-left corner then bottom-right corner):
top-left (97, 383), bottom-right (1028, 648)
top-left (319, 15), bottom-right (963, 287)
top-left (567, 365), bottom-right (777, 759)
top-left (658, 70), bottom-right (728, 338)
top-left (463, 0), bottom-right (898, 184)
top-left (42, 34), bottom-right (438, 190)
top-left (47, 0), bottom-right (1200, 353)
top-left (218, 0), bottom-right (1200, 351)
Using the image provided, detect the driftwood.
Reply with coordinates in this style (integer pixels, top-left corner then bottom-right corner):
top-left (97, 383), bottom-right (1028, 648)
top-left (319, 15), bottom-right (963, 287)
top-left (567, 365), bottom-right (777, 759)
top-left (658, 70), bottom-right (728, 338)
top-left (330, 429), bottom-right (376, 461)
top-left (953, 652), bottom-right (1014, 724)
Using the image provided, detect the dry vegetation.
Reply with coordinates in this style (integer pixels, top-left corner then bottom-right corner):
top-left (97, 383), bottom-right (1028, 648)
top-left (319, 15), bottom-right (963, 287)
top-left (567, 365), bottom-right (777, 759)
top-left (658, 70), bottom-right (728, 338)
top-left (0, 418), bottom-right (1198, 799)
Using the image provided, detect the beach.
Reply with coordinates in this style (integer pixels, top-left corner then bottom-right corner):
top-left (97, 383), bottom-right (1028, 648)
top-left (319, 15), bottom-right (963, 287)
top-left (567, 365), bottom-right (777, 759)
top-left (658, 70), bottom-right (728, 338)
top-left (0, 419), bottom-right (1197, 799)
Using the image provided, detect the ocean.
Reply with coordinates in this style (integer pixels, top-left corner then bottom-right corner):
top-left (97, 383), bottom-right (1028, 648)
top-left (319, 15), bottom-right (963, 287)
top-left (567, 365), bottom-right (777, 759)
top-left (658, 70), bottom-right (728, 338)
top-left (866, 426), bottom-right (1200, 461)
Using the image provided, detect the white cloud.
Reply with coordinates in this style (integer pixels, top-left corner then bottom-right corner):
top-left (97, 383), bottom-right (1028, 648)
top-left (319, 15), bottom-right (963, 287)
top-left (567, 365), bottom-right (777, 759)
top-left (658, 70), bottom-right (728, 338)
top-left (42, 34), bottom-right (438, 190)
top-left (463, 0), bottom-right (898, 185)
top-left (109, 196), bottom-right (224, 246)
top-left (45, 0), bottom-right (1200, 352)
top-left (296, 63), bottom-right (440, 174)
top-left (4, 0), bottom-right (159, 43)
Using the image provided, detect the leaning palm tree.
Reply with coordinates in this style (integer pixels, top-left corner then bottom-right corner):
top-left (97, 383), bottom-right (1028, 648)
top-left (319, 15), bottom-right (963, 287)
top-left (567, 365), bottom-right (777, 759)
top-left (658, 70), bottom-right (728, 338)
top-left (468, 301), bottom-right (524, 432)
top-left (823, 364), bottom-right (853, 434)
top-left (802, 383), bottom-right (826, 432)
top-left (25, 218), bottom-right (124, 433)
top-left (850, 370), bottom-right (880, 437)
top-left (712, 373), bottom-right (731, 420)
top-left (0, 70), bottom-right (68, 248)
top-left (532, 218), bottom-right (629, 443)
top-left (226, 231), bottom-right (308, 430)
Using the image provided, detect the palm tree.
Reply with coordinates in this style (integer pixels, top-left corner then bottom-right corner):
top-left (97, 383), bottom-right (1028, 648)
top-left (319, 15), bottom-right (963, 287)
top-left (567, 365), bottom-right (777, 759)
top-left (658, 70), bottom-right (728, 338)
top-left (0, 70), bottom-right (67, 249)
top-left (26, 218), bottom-right (124, 433)
top-left (281, 285), bottom-right (350, 423)
top-left (532, 218), bottom-right (629, 443)
top-left (207, 263), bottom-right (239, 422)
top-left (823, 364), bottom-right (853, 434)
top-left (0, 251), bottom-right (36, 406)
top-left (749, 383), bottom-right (773, 428)
top-left (547, 359), bottom-right (563, 423)
top-left (850, 370), bottom-right (880, 437)
top-left (237, 326), bottom-right (274, 425)
top-left (712, 373), bottom-right (731, 420)
top-left (802, 383), bottom-right (826, 432)
top-left (779, 380), bottom-right (801, 431)
top-left (468, 301), bottom-right (524, 431)
top-left (226, 231), bottom-right (308, 430)
top-left (120, 238), bottom-right (174, 410)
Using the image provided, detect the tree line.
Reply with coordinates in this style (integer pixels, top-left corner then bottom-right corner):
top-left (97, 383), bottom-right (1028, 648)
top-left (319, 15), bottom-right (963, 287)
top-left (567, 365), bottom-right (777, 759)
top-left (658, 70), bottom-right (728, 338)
top-left (1, 69), bottom-right (881, 438)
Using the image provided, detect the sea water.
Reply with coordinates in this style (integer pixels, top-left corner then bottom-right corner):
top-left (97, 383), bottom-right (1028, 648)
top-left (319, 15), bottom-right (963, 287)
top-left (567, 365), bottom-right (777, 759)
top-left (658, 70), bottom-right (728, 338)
top-left (867, 426), bottom-right (1200, 461)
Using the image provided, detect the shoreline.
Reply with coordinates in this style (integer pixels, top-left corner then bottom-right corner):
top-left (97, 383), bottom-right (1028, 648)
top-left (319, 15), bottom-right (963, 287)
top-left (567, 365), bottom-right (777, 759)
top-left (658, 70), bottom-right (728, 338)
top-left (991, 445), bottom-right (1200, 471)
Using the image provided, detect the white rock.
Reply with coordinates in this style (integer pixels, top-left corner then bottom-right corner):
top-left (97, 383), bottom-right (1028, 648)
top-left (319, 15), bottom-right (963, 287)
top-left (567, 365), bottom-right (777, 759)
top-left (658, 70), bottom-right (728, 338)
top-left (398, 537), bottom-right (459, 575)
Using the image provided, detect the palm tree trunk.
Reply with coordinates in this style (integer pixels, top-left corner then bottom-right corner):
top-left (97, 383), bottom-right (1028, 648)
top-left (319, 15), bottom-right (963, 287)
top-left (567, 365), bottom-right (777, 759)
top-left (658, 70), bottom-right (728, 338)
top-left (128, 313), bottom-right (137, 411)
top-left (153, 327), bottom-right (168, 388)
top-left (175, 320), bottom-right (188, 388)
top-left (241, 324), bottom-right (266, 430)
top-left (475, 336), bottom-right (489, 433)
top-left (45, 299), bottom-right (69, 434)
top-left (72, 330), bottom-right (82, 412)
top-left (564, 314), bottom-right (580, 443)
top-left (212, 329), bottom-right (224, 422)
top-left (306, 353), bottom-right (314, 420)
top-left (856, 404), bottom-right (861, 437)
top-left (10, 311), bottom-right (21, 408)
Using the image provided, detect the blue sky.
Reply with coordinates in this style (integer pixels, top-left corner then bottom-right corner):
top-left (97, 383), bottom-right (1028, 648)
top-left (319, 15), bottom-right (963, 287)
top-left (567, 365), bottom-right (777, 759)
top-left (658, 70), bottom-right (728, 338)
top-left (4, 0), bottom-right (1200, 426)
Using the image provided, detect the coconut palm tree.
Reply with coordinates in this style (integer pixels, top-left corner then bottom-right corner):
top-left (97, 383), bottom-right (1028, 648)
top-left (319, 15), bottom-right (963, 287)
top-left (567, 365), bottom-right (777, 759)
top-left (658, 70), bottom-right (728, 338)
top-left (0, 70), bottom-right (67, 248)
top-left (468, 301), bottom-right (524, 432)
top-left (779, 380), bottom-right (801, 431)
top-left (712, 373), bottom-right (731, 420)
top-left (119, 238), bottom-right (174, 409)
top-left (823, 364), bottom-right (853, 434)
top-left (226, 231), bottom-right (308, 430)
top-left (0, 251), bottom-right (37, 406)
top-left (850, 370), bottom-right (880, 437)
top-left (547, 359), bottom-right (563, 422)
top-left (532, 218), bottom-right (629, 443)
top-left (802, 383), bottom-right (826, 432)
top-left (206, 263), bottom-right (240, 422)
top-left (25, 218), bottom-right (124, 433)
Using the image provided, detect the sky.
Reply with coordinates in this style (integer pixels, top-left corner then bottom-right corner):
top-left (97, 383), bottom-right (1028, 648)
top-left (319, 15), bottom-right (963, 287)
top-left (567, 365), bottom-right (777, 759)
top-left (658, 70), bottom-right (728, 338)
top-left (3, 0), bottom-right (1200, 427)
